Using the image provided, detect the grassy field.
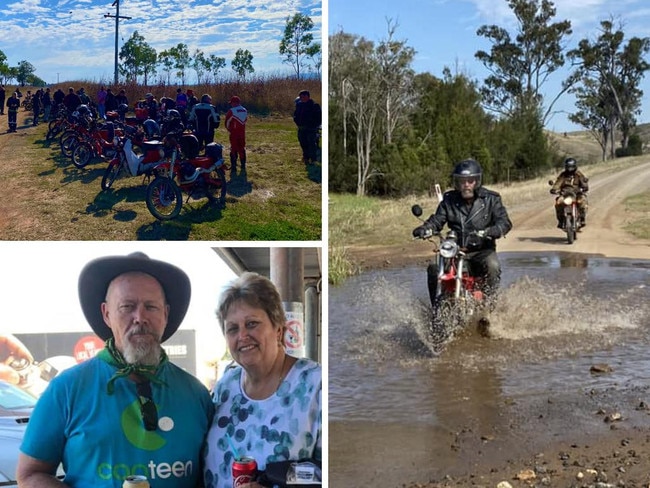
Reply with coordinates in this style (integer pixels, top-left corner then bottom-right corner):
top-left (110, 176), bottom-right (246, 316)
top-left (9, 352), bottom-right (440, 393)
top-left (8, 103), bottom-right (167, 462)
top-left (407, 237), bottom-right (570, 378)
top-left (0, 114), bottom-right (321, 240)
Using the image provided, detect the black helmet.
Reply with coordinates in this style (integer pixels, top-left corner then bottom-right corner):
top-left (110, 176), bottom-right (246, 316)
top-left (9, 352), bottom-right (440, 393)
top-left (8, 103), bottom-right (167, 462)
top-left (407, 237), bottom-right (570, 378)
top-left (117, 103), bottom-right (129, 114)
top-left (166, 109), bottom-right (181, 120)
top-left (76, 104), bottom-right (91, 116)
top-left (452, 159), bottom-right (482, 192)
top-left (564, 157), bottom-right (577, 173)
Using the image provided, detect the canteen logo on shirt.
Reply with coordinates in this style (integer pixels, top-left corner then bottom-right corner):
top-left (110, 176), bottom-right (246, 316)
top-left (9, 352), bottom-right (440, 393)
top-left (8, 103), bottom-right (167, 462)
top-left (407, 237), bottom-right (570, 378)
top-left (121, 399), bottom-right (173, 450)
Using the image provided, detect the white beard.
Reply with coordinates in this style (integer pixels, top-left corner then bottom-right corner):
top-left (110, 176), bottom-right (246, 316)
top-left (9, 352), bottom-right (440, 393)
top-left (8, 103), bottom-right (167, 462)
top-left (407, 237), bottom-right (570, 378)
top-left (122, 327), bottom-right (162, 366)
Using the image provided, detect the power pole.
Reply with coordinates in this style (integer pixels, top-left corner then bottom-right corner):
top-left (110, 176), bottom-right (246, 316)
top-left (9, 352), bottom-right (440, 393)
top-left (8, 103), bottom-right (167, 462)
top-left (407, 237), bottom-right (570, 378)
top-left (104, 0), bottom-right (131, 86)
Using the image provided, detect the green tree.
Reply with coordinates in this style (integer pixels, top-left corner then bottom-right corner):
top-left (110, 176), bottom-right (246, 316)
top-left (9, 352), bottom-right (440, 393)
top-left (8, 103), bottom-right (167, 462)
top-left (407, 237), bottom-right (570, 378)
top-left (119, 31), bottom-right (157, 84)
top-left (158, 50), bottom-right (174, 85)
top-left (567, 18), bottom-right (650, 159)
top-left (279, 13), bottom-right (320, 79)
top-left (231, 49), bottom-right (254, 79)
top-left (15, 60), bottom-right (36, 86)
top-left (208, 54), bottom-right (226, 82)
top-left (475, 0), bottom-right (572, 124)
top-left (168, 43), bottom-right (191, 85)
top-left (192, 49), bottom-right (210, 85)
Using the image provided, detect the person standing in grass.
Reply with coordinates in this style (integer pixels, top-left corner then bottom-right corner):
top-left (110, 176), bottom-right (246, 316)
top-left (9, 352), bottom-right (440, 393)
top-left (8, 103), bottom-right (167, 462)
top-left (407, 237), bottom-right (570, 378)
top-left (0, 85), bottom-right (5, 116)
top-left (31, 89), bottom-right (41, 126)
top-left (293, 90), bottom-right (321, 164)
top-left (225, 95), bottom-right (248, 173)
top-left (6, 91), bottom-right (20, 132)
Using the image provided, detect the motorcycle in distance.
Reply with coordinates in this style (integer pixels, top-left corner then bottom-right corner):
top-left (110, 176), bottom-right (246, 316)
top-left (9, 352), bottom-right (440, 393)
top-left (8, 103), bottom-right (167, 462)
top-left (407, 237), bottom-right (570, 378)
top-left (411, 204), bottom-right (491, 339)
top-left (145, 141), bottom-right (227, 221)
top-left (549, 180), bottom-right (580, 244)
top-left (100, 126), bottom-right (170, 191)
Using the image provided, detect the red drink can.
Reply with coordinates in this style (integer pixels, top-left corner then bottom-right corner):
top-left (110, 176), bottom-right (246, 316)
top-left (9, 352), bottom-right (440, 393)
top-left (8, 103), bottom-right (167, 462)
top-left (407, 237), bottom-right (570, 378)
top-left (232, 457), bottom-right (257, 487)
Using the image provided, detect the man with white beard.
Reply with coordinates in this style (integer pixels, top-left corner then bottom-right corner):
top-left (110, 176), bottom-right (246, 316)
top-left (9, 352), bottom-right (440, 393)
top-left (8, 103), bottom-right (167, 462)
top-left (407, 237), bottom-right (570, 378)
top-left (17, 252), bottom-right (214, 488)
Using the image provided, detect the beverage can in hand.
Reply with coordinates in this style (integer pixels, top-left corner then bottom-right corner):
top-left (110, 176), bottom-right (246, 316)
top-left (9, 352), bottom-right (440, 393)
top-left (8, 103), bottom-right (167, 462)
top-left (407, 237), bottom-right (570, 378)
top-left (232, 457), bottom-right (257, 487)
top-left (123, 475), bottom-right (150, 488)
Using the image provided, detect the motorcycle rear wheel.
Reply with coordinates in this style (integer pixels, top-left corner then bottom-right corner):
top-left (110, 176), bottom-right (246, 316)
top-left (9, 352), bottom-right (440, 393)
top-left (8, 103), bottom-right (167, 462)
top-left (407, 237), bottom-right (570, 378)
top-left (205, 167), bottom-right (228, 206)
top-left (72, 142), bottom-right (92, 169)
top-left (146, 177), bottom-right (183, 220)
top-left (101, 161), bottom-right (123, 191)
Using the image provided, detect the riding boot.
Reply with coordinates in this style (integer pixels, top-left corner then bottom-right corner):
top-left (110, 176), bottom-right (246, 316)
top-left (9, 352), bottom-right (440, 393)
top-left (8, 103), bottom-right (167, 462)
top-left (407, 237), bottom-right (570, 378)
top-left (426, 262), bottom-right (439, 308)
top-left (230, 153), bottom-right (237, 173)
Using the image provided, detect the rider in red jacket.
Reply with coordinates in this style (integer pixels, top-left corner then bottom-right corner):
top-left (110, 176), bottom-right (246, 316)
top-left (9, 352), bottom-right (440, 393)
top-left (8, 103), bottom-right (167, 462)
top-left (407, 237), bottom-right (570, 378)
top-left (225, 96), bottom-right (248, 172)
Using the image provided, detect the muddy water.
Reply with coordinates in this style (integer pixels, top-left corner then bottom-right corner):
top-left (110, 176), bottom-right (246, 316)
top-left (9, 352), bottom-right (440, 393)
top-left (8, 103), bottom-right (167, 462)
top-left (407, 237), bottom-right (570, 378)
top-left (328, 251), bottom-right (650, 488)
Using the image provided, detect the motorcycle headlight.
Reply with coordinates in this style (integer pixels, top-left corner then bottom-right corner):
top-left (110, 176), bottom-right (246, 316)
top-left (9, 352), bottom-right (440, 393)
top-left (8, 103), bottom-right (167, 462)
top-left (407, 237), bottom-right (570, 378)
top-left (563, 196), bottom-right (574, 205)
top-left (439, 240), bottom-right (458, 259)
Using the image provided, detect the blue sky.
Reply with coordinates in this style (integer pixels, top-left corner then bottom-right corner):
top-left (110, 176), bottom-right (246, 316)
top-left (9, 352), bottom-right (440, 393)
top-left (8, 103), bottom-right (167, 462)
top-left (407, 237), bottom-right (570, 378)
top-left (328, 0), bottom-right (650, 133)
top-left (1, 0), bottom-right (322, 85)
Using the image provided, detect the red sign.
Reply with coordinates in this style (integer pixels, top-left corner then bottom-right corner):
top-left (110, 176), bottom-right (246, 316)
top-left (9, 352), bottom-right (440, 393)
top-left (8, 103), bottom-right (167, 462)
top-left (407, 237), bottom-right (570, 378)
top-left (284, 320), bottom-right (303, 350)
top-left (73, 336), bottom-right (105, 363)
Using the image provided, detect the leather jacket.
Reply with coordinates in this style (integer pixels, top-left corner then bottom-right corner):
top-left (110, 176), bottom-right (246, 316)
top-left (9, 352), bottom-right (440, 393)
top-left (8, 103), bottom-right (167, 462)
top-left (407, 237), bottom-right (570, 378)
top-left (551, 170), bottom-right (589, 194)
top-left (422, 187), bottom-right (512, 250)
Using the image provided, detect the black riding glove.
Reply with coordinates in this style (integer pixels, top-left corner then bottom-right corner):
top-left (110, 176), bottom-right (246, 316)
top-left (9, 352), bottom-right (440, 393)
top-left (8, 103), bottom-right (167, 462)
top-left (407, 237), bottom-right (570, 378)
top-left (412, 225), bottom-right (432, 239)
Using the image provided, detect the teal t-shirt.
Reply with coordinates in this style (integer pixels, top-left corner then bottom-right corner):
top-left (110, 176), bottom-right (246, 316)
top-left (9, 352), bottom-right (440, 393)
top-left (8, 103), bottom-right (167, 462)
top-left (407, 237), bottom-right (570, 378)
top-left (21, 357), bottom-right (214, 488)
top-left (203, 358), bottom-right (321, 488)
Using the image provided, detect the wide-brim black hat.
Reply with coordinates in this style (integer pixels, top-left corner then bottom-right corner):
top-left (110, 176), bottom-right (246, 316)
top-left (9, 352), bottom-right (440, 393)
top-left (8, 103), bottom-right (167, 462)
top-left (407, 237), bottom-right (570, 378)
top-left (78, 252), bottom-right (191, 342)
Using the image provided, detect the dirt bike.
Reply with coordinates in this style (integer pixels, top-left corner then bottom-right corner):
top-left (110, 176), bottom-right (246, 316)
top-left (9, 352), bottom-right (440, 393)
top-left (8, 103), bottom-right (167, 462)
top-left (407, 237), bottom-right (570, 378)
top-left (549, 181), bottom-right (582, 244)
top-left (145, 142), bottom-right (227, 220)
top-left (100, 127), bottom-right (170, 191)
top-left (412, 204), bottom-right (490, 337)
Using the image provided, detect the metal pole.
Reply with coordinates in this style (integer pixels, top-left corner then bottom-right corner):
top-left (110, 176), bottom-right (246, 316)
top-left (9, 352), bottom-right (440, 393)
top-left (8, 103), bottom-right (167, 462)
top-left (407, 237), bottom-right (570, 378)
top-left (304, 282), bottom-right (320, 362)
top-left (270, 249), bottom-right (305, 358)
top-left (104, 0), bottom-right (131, 86)
top-left (114, 0), bottom-right (119, 85)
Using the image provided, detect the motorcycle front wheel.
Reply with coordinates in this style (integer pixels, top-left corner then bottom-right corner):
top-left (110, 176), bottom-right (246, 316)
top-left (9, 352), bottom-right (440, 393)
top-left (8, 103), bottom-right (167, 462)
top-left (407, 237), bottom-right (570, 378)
top-left (72, 142), bottom-right (92, 169)
top-left (59, 133), bottom-right (80, 158)
top-left (101, 160), bottom-right (123, 191)
top-left (205, 167), bottom-right (228, 206)
top-left (566, 214), bottom-right (575, 244)
top-left (146, 177), bottom-right (183, 220)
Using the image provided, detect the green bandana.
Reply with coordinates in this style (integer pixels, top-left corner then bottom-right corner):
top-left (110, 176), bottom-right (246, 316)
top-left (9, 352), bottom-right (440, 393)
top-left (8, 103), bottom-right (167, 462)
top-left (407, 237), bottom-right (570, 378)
top-left (98, 338), bottom-right (168, 394)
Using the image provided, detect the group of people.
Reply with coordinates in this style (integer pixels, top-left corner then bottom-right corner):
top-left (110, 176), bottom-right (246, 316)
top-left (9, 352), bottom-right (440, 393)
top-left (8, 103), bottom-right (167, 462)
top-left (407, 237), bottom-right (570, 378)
top-left (15, 251), bottom-right (321, 488)
top-left (3, 83), bottom-right (321, 170)
top-left (411, 156), bottom-right (589, 309)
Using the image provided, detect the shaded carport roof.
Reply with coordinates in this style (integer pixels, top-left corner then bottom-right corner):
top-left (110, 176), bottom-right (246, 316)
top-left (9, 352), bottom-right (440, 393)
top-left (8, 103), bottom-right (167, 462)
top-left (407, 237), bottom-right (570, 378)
top-left (212, 247), bottom-right (321, 282)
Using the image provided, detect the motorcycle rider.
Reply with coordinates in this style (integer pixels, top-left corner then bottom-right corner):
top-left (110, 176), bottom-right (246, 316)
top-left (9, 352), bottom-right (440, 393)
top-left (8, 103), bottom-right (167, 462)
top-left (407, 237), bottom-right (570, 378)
top-left (412, 159), bottom-right (512, 307)
top-left (550, 157), bottom-right (589, 228)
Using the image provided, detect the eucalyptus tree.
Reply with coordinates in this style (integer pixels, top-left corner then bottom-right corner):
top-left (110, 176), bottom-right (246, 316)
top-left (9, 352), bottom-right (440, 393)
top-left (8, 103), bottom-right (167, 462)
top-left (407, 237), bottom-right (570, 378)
top-left (279, 13), bottom-right (320, 80)
top-left (475, 0), bottom-right (572, 124)
top-left (119, 31), bottom-right (157, 84)
top-left (231, 49), bottom-right (254, 80)
top-left (567, 18), bottom-right (650, 158)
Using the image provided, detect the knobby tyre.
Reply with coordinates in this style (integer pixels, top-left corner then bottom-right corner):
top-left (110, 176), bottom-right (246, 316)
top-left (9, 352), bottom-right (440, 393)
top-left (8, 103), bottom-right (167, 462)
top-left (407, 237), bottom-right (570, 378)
top-left (146, 177), bottom-right (183, 220)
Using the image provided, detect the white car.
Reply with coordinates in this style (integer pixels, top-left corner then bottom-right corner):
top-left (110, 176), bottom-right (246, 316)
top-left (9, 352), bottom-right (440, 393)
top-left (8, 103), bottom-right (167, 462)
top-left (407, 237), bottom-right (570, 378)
top-left (0, 380), bottom-right (35, 487)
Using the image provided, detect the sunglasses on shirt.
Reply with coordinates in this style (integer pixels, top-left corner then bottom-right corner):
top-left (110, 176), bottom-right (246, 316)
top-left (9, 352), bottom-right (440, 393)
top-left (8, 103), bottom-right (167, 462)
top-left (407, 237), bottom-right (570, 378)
top-left (136, 381), bottom-right (158, 431)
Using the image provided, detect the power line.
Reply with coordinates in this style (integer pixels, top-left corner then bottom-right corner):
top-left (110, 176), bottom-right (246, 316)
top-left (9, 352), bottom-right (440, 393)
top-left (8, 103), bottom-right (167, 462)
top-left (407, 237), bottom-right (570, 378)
top-left (104, 0), bottom-right (132, 85)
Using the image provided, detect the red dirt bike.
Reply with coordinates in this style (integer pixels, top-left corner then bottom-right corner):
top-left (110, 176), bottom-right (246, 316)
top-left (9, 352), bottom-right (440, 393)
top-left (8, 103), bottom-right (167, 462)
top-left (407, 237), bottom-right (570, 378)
top-left (145, 142), bottom-right (227, 220)
top-left (412, 204), bottom-right (490, 336)
top-left (71, 122), bottom-right (123, 168)
top-left (100, 127), bottom-right (170, 191)
top-left (549, 181), bottom-right (582, 244)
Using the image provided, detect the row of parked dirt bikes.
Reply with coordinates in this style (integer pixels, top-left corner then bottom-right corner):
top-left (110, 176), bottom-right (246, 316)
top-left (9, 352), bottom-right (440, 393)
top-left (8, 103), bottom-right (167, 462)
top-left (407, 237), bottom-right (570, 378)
top-left (45, 105), bottom-right (227, 220)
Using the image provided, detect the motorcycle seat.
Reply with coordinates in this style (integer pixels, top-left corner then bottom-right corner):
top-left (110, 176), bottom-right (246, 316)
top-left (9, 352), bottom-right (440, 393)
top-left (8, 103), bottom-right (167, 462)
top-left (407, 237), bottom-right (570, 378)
top-left (188, 156), bottom-right (213, 169)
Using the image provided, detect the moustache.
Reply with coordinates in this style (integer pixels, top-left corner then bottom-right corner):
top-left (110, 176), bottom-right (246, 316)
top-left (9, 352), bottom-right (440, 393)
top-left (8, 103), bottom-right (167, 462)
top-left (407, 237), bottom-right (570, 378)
top-left (127, 326), bottom-right (156, 339)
